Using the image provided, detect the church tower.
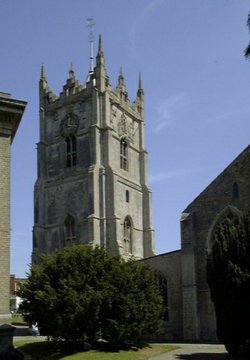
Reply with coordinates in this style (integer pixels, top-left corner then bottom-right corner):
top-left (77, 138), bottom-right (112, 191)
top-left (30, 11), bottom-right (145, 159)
top-left (33, 36), bottom-right (155, 263)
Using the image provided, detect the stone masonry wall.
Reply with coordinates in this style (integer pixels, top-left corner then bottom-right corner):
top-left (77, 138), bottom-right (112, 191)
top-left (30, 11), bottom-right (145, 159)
top-left (0, 135), bottom-right (11, 323)
top-left (144, 250), bottom-right (183, 341)
top-left (181, 145), bottom-right (250, 342)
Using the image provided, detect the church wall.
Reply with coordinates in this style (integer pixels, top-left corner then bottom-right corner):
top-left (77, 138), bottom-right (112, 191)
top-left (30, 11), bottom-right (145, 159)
top-left (181, 145), bottom-right (250, 342)
top-left (144, 250), bottom-right (183, 341)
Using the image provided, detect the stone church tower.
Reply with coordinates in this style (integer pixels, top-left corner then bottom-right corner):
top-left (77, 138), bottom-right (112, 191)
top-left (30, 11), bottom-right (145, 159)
top-left (0, 92), bottom-right (26, 323)
top-left (33, 36), bottom-right (155, 263)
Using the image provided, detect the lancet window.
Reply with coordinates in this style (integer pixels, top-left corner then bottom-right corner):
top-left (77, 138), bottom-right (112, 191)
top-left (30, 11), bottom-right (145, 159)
top-left (64, 214), bottom-right (76, 245)
top-left (157, 274), bottom-right (169, 321)
top-left (66, 135), bottom-right (76, 168)
top-left (120, 138), bottom-right (128, 170)
top-left (126, 190), bottom-right (129, 203)
top-left (123, 216), bottom-right (132, 253)
top-left (232, 182), bottom-right (239, 199)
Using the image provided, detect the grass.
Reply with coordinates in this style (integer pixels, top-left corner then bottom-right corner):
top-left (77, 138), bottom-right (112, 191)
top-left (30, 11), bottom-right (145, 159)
top-left (11, 314), bottom-right (27, 326)
top-left (14, 339), bottom-right (179, 360)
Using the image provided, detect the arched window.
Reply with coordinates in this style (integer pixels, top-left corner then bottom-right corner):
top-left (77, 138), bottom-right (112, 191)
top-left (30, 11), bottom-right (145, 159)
top-left (64, 214), bottom-right (76, 245)
top-left (66, 135), bottom-right (76, 168)
top-left (207, 206), bottom-right (241, 252)
top-left (123, 216), bottom-right (132, 253)
top-left (232, 182), bottom-right (239, 199)
top-left (157, 274), bottom-right (169, 321)
top-left (120, 138), bottom-right (128, 170)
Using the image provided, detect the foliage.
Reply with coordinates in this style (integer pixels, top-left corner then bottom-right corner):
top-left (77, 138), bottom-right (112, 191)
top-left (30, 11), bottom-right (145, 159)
top-left (245, 13), bottom-right (250, 59)
top-left (14, 339), bottom-right (178, 360)
top-left (11, 314), bottom-right (27, 326)
top-left (18, 245), bottom-right (164, 351)
top-left (207, 211), bottom-right (250, 356)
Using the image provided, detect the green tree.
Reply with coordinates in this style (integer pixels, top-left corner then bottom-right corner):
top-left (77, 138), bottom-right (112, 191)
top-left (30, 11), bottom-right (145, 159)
top-left (207, 211), bottom-right (250, 356)
top-left (245, 13), bottom-right (250, 59)
top-left (19, 245), bottom-right (163, 350)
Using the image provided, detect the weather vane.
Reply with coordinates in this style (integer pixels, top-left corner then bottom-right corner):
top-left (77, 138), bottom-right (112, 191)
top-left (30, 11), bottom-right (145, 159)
top-left (86, 17), bottom-right (95, 74)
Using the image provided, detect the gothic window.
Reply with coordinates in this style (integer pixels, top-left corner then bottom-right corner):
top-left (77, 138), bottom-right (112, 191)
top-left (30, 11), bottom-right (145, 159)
top-left (64, 214), bottom-right (76, 245)
top-left (212, 211), bottom-right (239, 244)
top-left (219, 210), bottom-right (239, 228)
top-left (208, 206), bottom-right (241, 252)
top-left (66, 135), bottom-right (76, 168)
top-left (126, 190), bottom-right (129, 203)
top-left (232, 182), bottom-right (239, 198)
top-left (157, 274), bottom-right (169, 321)
top-left (123, 216), bottom-right (132, 253)
top-left (120, 138), bottom-right (128, 170)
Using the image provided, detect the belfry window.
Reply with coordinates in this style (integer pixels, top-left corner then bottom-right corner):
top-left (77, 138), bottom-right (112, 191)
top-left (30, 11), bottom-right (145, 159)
top-left (64, 214), bottom-right (76, 245)
top-left (123, 216), bottom-right (132, 253)
top-left (120, 138), bottom-right (128, 170)
top-left (66, 135), bottom-right (76, 168)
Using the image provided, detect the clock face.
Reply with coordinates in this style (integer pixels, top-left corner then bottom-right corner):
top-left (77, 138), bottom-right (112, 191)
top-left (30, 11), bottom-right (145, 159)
top-left (60, 113), bottom-right (79, 136)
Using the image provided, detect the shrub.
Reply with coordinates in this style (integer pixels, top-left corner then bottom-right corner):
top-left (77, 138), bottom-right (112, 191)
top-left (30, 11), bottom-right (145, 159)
top-left (19, 245), bottom-right (164, 350)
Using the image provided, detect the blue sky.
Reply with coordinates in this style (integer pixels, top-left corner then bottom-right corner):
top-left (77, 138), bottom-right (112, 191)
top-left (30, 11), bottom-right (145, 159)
top-left (1, 0), bottom-right (250, 277)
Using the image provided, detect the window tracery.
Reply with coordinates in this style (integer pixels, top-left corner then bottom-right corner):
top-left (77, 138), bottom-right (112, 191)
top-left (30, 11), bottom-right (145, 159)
top-left (207, 206), bottom-right (241, 252)
top-left (66, 135), bottom-right (76, 167)
top-left (120, 138), bottom-right (128, 170)
top-left (123, 216), bottom-right (132, 253)
top-left (64, 214), bottom-right (76, 245)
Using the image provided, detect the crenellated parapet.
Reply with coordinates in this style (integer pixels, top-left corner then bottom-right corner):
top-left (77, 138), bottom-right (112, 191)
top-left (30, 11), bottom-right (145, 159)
top-left (39, 36), bottom-right (144, 119)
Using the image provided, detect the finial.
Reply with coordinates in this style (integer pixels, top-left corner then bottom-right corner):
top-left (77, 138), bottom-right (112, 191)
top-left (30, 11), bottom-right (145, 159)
top-left (95, 33), bottom-right (107, 90)
top-left (69, 62), bottom-right (74, 78)
top-left (40, 63), bottom-right (46, 80)
top-left (137, 72), bottom-right (144, 98)
top-left (96, 34), bottom-right (106, 70)
top-left (118, 67), bottom-right (124, 85)
top-left (98, 34), bottom-right (103, 53)
top-left (138, 72), bottom-right (142, 89)
top-left (40, 63), bottom-right (49, 96)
